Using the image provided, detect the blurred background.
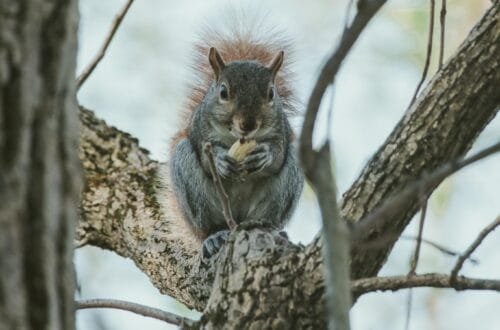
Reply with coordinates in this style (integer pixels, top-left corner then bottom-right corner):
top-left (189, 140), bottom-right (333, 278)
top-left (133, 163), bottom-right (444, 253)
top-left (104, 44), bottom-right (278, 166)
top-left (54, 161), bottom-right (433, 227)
top-left (75, 0), bottom-right (499, 329)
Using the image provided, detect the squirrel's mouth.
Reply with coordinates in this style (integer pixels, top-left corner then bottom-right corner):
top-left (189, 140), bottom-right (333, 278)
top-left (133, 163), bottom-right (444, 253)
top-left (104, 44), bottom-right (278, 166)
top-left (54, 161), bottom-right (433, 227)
top-left (230, 125), bottom-right (260, 140)
top-left (231, 117), bottom-right (262, 139)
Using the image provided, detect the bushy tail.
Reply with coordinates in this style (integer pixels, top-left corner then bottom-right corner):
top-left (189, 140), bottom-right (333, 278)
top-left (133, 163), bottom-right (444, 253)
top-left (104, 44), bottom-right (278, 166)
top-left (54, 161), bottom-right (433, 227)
top-left (173, 18), bottom-right (297, 145)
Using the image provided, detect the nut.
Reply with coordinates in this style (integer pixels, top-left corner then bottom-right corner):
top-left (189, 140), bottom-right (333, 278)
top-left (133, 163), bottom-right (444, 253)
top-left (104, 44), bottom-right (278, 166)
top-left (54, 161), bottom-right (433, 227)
top-left (227, 139), bottom-right (257, 162)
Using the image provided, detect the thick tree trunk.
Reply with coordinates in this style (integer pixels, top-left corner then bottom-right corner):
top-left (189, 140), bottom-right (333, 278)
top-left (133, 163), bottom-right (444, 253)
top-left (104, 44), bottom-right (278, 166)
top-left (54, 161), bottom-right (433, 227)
top-left (0, 1), bottom-right (80, 329)
top-left (76, 2), bottom-right (499, 328)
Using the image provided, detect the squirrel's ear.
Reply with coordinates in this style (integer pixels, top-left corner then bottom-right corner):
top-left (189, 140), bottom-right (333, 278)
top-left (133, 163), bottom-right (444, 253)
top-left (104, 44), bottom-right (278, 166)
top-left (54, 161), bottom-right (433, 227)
top-left (208, 47), bottom-right (226, 80)
top-left (268, 51), bottom-right (284, 80)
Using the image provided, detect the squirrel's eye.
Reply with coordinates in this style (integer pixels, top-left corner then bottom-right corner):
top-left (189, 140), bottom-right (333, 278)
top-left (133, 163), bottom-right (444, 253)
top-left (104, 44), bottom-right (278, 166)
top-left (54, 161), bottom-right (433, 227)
top-left (268, 86), bottom-right (275, 102)
top-left (219, 84), bottom-right (229, 101)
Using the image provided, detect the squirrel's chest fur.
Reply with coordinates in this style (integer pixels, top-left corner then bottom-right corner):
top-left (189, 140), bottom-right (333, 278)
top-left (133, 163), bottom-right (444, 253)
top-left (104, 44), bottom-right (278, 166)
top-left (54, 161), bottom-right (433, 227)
top-left (223, 178), bottom-right (267, 224)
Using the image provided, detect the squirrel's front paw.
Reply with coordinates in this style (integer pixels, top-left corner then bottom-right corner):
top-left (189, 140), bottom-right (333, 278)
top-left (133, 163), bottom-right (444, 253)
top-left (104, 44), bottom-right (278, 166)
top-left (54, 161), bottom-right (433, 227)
top-left (240, 144), bottom-right (273, 173)
top-left (214, 151), bottom-right (240, 180)
top-left (202, 230), bottom-right (230, 259)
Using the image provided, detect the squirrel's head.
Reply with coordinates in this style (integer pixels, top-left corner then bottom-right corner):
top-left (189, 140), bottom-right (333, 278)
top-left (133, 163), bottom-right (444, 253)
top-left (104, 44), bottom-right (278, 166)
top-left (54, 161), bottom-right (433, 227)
top-left (207, 47), bottom-right (284, 139)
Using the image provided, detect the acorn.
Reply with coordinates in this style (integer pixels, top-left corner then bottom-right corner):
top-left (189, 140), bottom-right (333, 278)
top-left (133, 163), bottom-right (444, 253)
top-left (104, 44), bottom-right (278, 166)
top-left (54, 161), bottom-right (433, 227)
top-left (228, 138), bottom-right (257, 162)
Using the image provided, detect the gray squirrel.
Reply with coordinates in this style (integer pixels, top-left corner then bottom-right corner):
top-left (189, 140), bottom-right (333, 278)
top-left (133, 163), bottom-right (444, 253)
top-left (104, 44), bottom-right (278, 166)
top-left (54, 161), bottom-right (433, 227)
top-left (166, 29), bottom-right (304, 258)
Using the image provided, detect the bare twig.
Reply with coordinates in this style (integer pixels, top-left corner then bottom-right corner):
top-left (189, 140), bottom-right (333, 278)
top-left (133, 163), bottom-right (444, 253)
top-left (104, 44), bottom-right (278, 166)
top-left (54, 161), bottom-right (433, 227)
top-left (404, 289), bottom-right (413, 330)
top-left (405, 193), bottom-right (428, 330)
top-left (76, 0), bottom-right (135, 90)
top-left (352, 273), bottom-right (500, 295)
top-left (343, 0), bottom-right (355, 31)
top-left (326, 84), bottom-right (336, 137)
top-left (400, 235), bottom-right (478, 263)
top-left (76, 299), bottom-right (196, 327)
top-left (438, 0), bottom-right (447, 68)
top-left (203, 143), bottom-right (237, 229)
top-left (354, 141), bottom-right (500, 240)
top-left (355, 232), bottom-right (479, 264)
top-left (450, 215), bottom-right (500, 283)
top-left (409, 0), bottom-right (435, 107)
top-left (408, 195), bottom-right (429, 275)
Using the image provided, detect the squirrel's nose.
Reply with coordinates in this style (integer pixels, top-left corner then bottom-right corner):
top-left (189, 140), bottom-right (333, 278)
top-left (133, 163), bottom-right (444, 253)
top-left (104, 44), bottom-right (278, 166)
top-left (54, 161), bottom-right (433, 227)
top-left (239, 121), bottom-right (256, 133)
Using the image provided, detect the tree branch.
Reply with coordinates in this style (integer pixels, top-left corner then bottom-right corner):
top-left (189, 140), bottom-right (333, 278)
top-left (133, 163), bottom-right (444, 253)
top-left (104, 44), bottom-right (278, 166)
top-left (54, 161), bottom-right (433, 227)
top-left (76, 299), bottom-right (195, 327)
top-left (77, 106), bottom-right (209, 311)
top-left (312, 144), bottom-right (351, 330)
top-left (300, 0), bottom-right (387, 170)
top-left (408, 195), bottom-right (428, 275)
top-left (400, 235), bottom-right (478, 263)
top-left (408, 0), bottom-right (435, 107)
top-left (299, 2), bottom-right (388, 328)
top-left (353, 140), bottom-right (500, 242)
top-left (439, 0), bottom-right (447, 68)
top-left (345, 2), bottom-right (499, 280)
top-left (450, 215), bottom-right (500, 282)
top-left (76, 0), bottom-right (135, 90)
top-left (352, 273), bottom-right (500, 295)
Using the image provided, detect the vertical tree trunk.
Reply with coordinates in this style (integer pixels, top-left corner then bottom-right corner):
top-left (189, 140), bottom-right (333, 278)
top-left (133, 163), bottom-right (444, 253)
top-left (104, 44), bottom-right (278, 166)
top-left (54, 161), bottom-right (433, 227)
top-left (0, 1), bottom-right (79, 329)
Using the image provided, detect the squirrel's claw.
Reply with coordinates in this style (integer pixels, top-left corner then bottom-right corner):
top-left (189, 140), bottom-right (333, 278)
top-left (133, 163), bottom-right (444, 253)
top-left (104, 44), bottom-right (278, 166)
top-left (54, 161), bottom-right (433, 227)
top-left (240, 144), bottom-right (273, 173)
top-left (214, 153), bottom-right (240, 180)
top-left (202, 230), bottom-right (230, 259)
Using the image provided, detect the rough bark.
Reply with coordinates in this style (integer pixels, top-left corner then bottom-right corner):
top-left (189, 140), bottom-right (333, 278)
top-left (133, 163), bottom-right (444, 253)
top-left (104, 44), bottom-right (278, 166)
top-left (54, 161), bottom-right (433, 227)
top-left (76, 2), bottom-right (499, 328)
top-left (0, 1), bottom-right (80, 330)
top-left (351, 274), bottom-right (500, 295)
top-left (344, 1), bottom-right (500, 279)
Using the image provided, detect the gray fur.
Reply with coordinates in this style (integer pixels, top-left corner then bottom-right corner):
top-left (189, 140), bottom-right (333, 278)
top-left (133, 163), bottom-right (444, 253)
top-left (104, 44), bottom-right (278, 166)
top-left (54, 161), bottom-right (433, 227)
top-left (170, 58), bottom-right (304, 253)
